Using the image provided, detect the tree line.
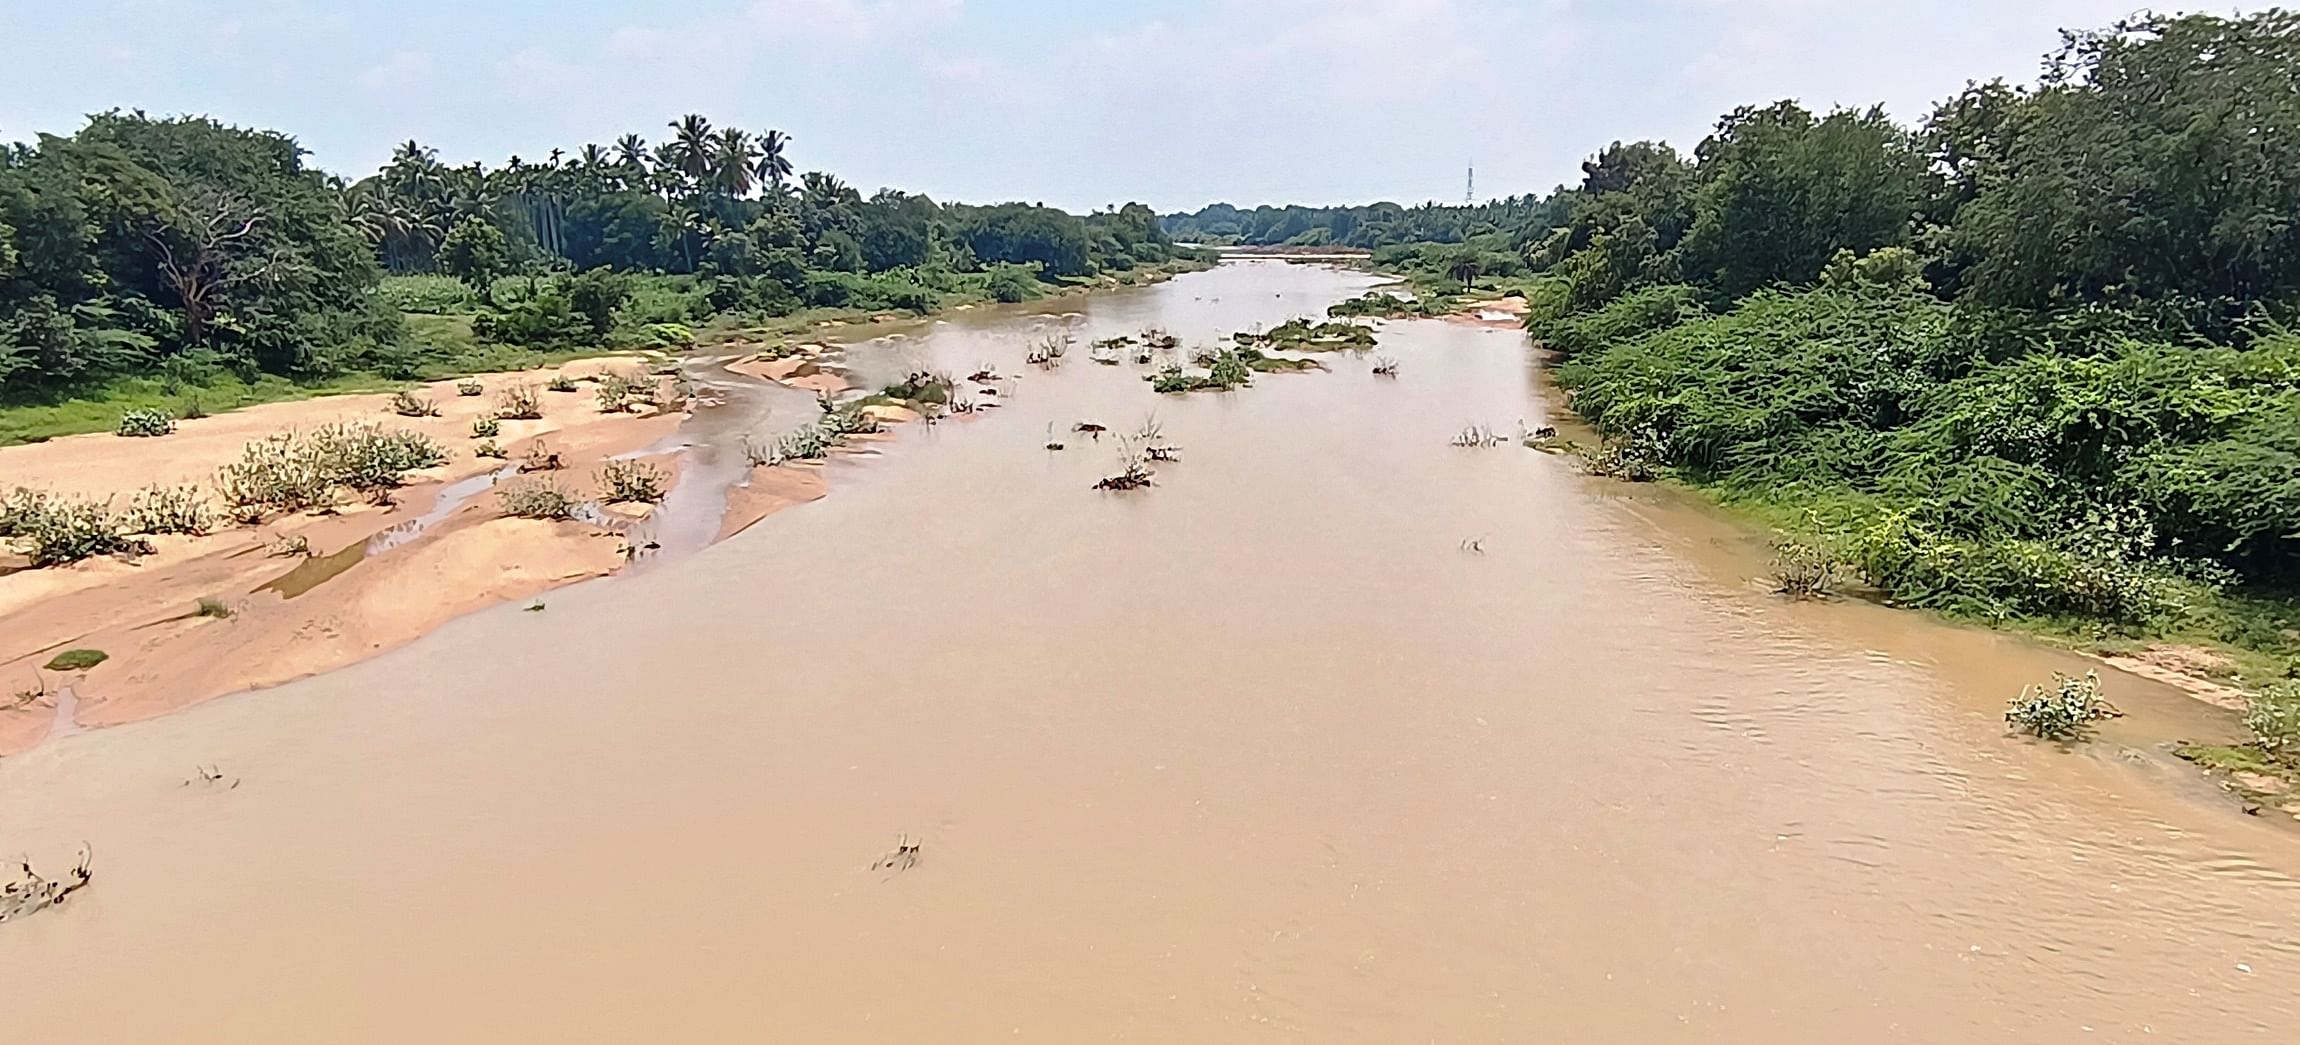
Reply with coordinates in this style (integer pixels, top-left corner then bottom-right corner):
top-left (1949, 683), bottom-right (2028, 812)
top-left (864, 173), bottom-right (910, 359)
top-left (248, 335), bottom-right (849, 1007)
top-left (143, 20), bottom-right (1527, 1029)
top-left (1512, 11), bottom-right (2300, 633)
top-left (1, 111), bottom-right (1187, 400)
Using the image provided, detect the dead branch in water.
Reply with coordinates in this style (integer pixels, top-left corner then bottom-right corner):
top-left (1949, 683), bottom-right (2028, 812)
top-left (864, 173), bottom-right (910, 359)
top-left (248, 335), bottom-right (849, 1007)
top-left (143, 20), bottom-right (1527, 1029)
top-left (1, 845), bottom-right (92, 925)
top-left (183, 764), bottom-right (240, 789)
top-left (1451, 424), bottom-right (1505, 448)
top-left (871, 835), bottom-right (922, 875)
top-left (1372, 356), bottom-right (1400, 377)
top-left (1073, 421), bottom-right (1106, 439)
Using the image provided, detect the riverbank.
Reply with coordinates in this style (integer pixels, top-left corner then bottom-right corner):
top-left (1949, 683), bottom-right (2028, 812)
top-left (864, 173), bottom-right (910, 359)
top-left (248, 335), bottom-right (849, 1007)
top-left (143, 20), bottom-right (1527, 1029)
top-left (0, 261), bottom-right (1212, 755)
top-left (1524, 348), bottom-right (2300, 815)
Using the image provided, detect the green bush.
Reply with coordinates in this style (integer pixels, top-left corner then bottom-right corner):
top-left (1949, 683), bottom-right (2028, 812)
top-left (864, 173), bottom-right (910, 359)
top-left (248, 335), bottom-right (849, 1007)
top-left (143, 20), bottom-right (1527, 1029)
top-left (116, 408), bottom-right (175, 437)
top-left (377, 274), bottom-right (478, 313)
top-left (595, 370), bottom-right (659, 413)
top-left (121, 484), bottom-right (216, 536)
top-left (546, 373), bottom-right (579, 393)
top-left (389, 389), bottom-right (441, 417)
top-left (455, 380), bottom-right (485, 397)
top-left (496, 479), bottom-right (576, 519)
top-left (597, 459), bottom-right (669, 503)
top-left (984, 264), bottom-right (1042, 303)
top-left (214, 433), bottom-right (336, 521)
top-left (472, 416), bottom-right (501, 438)
top-left (2006, 671), bottom-right (2115, 739)
top-left (2246, 681), bottom-right (2300, 767)
top-left (1532, 284), bottom-right (1707, 361)
top-left (495, 383), bottom-right (544, 420)
top-left (8, 495), bottom-right (149, 566)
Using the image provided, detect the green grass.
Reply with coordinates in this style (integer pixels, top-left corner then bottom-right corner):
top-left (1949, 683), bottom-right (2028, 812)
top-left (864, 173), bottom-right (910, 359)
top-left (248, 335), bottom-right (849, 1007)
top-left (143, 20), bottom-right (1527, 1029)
top-left (0, 372), bottom-right (397, 446)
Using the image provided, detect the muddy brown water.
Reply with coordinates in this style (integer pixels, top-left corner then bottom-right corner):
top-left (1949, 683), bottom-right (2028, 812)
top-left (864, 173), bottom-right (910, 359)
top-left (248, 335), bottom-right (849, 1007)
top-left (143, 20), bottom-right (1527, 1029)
top-left (3, 261), bottom-right (2298, 1042)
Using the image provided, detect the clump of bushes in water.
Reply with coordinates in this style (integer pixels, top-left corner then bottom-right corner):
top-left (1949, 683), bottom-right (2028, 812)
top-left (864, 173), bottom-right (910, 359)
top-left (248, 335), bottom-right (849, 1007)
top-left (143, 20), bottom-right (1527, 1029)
top-left (748, 425), bottom-right (831, 467)
top-left (1150, 350), bottom-right (1253, 394)
top-left (1326, 291), bottom-right (1430, 319)
top-left (882, 371), bottom-right (953, 405)
top-left (116, 408), bottom-right (175, 437)
top-left (2005, 671), bottom-right (2118, 740)
top-left (1236, 318), bottom-right (1377, 350)
top-left (597, 459), bottom-right (669, 504)
top-left (1770, 536), bottom-right (1842, 598)
top-left (496, 478), bottom-right (576, 520)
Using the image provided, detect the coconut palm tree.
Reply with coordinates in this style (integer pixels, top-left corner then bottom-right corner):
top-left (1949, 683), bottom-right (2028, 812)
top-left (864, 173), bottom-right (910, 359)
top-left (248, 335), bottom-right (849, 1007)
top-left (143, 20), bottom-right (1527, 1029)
top-left (712, 127), bottom-right (757, 197)
top-left (578, 144), bottom-right (608, 170)
top-left (667, 114), bottom-right (715, 188)
top-left (615, 134), bottom-right (650, 170)
top-left (754, 129), bottom-right (794, 194)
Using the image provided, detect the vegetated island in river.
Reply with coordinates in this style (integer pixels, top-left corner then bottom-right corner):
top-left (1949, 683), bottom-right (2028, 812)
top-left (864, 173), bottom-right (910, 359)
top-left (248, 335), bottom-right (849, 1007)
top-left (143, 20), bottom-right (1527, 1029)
top-left (0, 108), bottom-right (1211, 754)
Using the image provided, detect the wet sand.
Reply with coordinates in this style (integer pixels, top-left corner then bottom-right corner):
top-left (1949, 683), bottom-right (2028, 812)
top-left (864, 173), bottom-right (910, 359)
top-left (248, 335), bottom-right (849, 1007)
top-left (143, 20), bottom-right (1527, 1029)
top-left (2, 261), bottom-right (2297, 1042)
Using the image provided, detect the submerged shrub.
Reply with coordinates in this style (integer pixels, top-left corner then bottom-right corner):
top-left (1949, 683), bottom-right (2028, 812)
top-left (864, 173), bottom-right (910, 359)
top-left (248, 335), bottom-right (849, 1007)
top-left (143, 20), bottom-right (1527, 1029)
top-left (120, 484), bottom-right (216, 536)
top-left (1770, 536), bottom-right (1842, 597)
top-left (597, 459), bottom-right (669, 504)
top-left (116, 408), bottom-right (176, 437)
top-left (2006, 671), bottom-right (2116, 739)
top-left (496, 479), bottom-right (576, 520)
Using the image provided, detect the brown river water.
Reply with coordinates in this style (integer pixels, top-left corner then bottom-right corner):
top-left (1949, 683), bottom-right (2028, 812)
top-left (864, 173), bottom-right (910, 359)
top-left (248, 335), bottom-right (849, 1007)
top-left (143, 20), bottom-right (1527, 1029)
top-left (3, 261), bottom-right (2298, 1042)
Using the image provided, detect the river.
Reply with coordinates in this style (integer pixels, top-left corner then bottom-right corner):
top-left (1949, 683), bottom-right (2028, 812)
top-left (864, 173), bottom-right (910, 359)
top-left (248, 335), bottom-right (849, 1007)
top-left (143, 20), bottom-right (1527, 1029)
top-left (1, 260), bottom-right (2296, 1042)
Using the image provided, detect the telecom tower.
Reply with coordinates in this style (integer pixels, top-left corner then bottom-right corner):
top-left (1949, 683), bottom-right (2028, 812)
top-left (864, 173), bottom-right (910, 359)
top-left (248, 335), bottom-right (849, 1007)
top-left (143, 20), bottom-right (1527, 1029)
top-left (1465, 162), bottom-right (1476, 206)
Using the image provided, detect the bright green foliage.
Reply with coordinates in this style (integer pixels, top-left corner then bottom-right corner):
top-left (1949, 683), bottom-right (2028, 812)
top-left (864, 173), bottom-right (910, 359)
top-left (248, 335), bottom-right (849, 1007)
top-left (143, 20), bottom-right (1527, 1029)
top-left (6, 494), bottom-right (149, 566)
top-left (120, 483), bottom-right (215, 535)
top-left (471, 416), bottom-right (500, 439)
top-left (116, 408), bottom-right (175, 437)
top-left (496, 479), bottom-right (575, 520)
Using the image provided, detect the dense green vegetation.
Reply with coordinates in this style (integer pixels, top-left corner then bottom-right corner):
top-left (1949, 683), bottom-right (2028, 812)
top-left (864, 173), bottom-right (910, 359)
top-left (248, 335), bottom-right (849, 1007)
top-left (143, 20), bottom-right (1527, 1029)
top-left (2, 110), bottom-right (1202, 440)
top-left (1527, 12), bottom-right (2300, 750)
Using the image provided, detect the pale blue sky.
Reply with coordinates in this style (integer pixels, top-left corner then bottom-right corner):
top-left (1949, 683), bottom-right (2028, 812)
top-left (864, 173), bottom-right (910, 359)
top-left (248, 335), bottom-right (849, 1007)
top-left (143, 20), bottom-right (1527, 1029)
top-left (3, 0), bottom-right (2161, 211)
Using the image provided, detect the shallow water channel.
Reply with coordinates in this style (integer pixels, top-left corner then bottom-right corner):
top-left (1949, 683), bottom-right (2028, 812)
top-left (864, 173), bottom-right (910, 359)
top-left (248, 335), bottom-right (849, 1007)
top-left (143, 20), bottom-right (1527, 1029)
top-left (1, 261), bottom-right (2296, 1042)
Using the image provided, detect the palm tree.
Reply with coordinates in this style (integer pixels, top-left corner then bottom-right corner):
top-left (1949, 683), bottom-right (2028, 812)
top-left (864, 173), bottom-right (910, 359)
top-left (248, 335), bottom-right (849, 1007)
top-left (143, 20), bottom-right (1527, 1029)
top-left (615, 134), bottom-right (649, 169)
top-left (667, 114), bottom-right (715, 188)
top-left (712, 127), bottom-right (757, 197)
top-left (754, 129), bottom-right (794, 194)
top-left (578, 144), bottom-right (609, 170)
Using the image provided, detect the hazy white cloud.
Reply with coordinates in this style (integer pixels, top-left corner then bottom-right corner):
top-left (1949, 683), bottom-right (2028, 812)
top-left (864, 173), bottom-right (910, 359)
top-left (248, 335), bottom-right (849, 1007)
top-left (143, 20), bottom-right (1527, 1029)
top-left (355, 50), bottom-right (433, 92)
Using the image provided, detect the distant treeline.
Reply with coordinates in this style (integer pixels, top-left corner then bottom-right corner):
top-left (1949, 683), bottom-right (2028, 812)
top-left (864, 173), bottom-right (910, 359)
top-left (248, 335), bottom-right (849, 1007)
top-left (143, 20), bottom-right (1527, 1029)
top-left (1, 111), bottom-right (1193, 399)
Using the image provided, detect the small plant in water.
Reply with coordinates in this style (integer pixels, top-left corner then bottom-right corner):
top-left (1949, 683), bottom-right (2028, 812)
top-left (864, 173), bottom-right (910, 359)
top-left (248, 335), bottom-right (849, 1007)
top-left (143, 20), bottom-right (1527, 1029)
top-left (1372, 356), bottom-right (1400, 377)
top-left (2006, 671), bottom-right (2118, 740)
top-left (389, 390), bottom-right (442, 418)
top-left (116, 408), bottom-right (176, 437)
top-left (597, 459), bottom-right (669, 504)
top-left (1770, 537), bottom-right (1842, 598)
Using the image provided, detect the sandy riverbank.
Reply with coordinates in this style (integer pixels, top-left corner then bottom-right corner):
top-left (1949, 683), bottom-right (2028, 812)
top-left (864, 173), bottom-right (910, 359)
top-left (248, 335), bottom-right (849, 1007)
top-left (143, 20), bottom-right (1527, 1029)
top-left (0, 360), bottom-right (694, 754)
